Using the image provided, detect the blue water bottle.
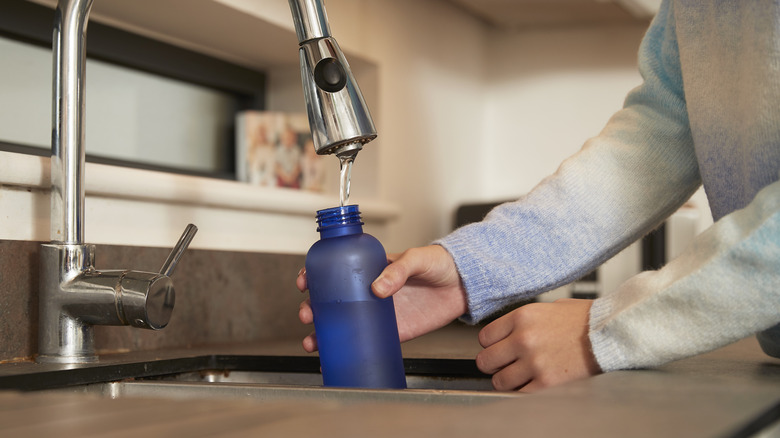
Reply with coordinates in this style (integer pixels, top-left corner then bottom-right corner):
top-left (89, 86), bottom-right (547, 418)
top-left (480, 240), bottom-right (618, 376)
top-left (305, 205), bottom-right (407, 389)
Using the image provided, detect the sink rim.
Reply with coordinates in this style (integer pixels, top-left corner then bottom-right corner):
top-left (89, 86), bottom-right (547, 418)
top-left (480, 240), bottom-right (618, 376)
top-left (14, 354), bottom-right (515, 406)
top-left (68, 379), bottom-right (518, 406)
top-left (0, 354), bottom-right (493, 392)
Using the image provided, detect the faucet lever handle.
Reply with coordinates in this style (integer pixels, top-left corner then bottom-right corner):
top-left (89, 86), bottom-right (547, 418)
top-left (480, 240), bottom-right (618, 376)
top-left (160, 224), bottom-right (198, 277)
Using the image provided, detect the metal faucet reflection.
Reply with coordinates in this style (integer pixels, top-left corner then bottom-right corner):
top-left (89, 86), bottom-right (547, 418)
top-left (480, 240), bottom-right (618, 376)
top-left (39, 0), bottom-right (376, 364)
top-left (38, 0), bottom-right (199, 364)
top-left (289, 0), bottom-right (377, 159)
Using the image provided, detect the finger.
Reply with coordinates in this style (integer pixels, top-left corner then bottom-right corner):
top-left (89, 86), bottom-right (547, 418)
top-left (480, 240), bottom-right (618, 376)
top-left (299, 298), bottom-right (313, 324)
top-left (478, 313), bottom-right (515, 348)
top-left (295, 268), bottom-right (307, 292)
top-left (476, 338), bottom-right (519, 374)
top-left (385, 252), bottom-right (401, 263)
top-left (372, 257), bottom-right (412, 298)
top-left (372, 247), bottom-right (440, 298)
top-left (517, 379), bottom-right (546, 393)
top-left (302, 330), bottom-right (318, 353)
top-left (491, 361), bottom-right (533, 392)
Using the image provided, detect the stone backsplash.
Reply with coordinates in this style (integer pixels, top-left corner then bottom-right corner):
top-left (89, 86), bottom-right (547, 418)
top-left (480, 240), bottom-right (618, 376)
top-left (0, 239), bottom-right (310, 362)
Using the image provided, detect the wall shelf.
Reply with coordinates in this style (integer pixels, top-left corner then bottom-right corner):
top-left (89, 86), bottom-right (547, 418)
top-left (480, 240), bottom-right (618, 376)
top-left (0, 151), bottom-right (399, 253)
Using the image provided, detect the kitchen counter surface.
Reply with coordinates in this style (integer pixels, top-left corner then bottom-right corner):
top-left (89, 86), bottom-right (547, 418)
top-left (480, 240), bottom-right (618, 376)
top-left (0, 325), bottom-right (778, 437)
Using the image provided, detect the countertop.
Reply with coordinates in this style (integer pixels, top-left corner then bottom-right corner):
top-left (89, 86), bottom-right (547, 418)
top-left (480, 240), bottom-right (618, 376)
top-left (0, 325), bottom-right (778, 437)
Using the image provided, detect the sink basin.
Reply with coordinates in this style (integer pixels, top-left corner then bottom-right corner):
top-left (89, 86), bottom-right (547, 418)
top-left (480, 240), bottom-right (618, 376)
top-left (66, 378), bottom-right (514, 406)
top-left (2, 355), bottom-right (520, 406)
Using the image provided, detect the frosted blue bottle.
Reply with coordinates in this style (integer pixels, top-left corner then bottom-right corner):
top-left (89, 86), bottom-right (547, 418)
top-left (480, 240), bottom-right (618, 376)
top-left (305, 205), bottom-right (407, 389)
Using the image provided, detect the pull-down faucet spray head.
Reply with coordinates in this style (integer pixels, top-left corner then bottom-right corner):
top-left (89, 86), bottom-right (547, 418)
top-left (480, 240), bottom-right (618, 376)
top-left (289, 0), bottom-right (377, 158)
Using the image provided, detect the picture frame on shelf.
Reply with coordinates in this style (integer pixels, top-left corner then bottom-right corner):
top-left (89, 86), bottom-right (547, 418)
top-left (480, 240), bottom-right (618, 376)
top-left (236, 111), bottom-right (326, 192)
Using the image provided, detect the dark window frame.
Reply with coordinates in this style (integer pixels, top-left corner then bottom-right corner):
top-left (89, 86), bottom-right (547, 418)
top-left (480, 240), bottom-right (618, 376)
top-left (0, 0), bottom-right (267, 180)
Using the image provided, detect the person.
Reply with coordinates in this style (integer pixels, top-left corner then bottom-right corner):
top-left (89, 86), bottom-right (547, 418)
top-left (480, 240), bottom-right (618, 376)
top-left (300, 139), bottom-right (326, 192)
top-left (247, 121), bottom-right (276, 187)
top-left (274, 124), bottom-right (303, 189)
top-left (296, 0), bottom-right (780, 392)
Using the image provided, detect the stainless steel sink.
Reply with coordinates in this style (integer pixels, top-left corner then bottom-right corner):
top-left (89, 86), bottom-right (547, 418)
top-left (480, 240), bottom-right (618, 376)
top-left (35, 355), bottom-right (519, 406)
top-left (64, 378), bottom-right (514, 406)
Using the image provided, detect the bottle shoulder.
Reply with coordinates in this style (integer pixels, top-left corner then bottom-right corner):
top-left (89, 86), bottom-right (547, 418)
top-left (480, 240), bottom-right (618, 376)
top-left (306, 232), bottom-right (386, 265)
top-left (309, 232), bottom-right (383, 250)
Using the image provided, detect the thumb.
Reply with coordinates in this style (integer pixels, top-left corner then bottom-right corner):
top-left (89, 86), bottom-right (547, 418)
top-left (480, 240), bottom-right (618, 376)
top-left (372, 266), bottom-right (404, 299)
top-left (372, 246), bottom-right (444, 299)
top-left (372, 252), bottom-right (417, 299)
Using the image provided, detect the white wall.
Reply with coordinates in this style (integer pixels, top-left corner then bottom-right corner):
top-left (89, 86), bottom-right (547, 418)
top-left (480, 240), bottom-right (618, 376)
top-left (477, 23), bottom-right (715, 295)
top-left (373, 1), bottom-right (488, 252)
top-left (482, 24), bottom-right (650, 296)
top-left (320, 6), bottom-right (712, 295)
top-left (322, 4), bottom-right (653, 255)
top-left (482, 24), bottom-right (647, 199)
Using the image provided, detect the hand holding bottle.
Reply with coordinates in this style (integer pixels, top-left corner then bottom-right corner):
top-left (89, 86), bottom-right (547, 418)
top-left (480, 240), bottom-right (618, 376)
top-left (297, 244), bottom-right (602, 392)
top-left (296, 244), bottom-right (469, 352)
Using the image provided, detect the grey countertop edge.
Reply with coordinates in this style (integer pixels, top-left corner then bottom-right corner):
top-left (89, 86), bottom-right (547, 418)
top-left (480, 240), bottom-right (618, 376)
top-left (0, 333), bottom-right (777, 437)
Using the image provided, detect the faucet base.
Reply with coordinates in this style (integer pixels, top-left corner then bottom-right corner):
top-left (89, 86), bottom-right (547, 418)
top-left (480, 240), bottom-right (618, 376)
top-left (36, 353), bottom-right (98, 364)
top-left (37, 243), bottom-right (98, 364)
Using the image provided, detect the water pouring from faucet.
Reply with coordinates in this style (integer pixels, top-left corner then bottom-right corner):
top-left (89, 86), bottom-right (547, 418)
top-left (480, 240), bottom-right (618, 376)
top-left (288, 0), bottom-right (376, 206)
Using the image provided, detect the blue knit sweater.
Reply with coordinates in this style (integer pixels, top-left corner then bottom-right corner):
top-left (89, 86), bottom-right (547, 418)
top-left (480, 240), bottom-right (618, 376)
top-left (437, 0), bottom-right (780, 371)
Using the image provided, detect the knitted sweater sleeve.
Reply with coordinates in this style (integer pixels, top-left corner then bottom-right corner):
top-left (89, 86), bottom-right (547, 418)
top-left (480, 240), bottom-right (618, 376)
top-left (438, 1), bottom-right (780, 371)
top-left (585, 1), bottom-right (780, 371)
top-left (589, 179), bottom-right (780, 371)
top-left (436, 0), bottom-right (699, 324)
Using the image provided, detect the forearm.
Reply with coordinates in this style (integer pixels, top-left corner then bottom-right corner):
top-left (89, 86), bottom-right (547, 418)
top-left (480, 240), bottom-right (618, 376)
top-left (590, 179), bottom-right (780, 371)
top-left (439, 133), bottom-right (698, 323)
top-left (438, 88), bottom-right (700, 323)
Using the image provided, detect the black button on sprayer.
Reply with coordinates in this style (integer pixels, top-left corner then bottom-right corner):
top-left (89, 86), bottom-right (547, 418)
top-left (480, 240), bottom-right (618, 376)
top-left (314, 58), bottom-right (348, 92)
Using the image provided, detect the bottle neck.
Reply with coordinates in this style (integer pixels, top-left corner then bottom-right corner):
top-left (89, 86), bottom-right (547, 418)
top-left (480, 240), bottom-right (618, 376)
top-left (316, 205), bottom-right (364, 239)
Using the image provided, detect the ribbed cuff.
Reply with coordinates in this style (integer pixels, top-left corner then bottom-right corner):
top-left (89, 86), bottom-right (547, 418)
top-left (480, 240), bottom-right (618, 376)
top-left (433, 239), bottom-right (495, 325)
top-left (588, 294), bottom-right (631, 372)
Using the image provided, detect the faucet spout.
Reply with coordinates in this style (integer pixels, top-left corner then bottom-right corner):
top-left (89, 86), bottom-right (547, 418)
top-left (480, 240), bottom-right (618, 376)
top-left (289, 0), bottom-right (377, 157)
top-left (289, 0), bottom-right (331, 43)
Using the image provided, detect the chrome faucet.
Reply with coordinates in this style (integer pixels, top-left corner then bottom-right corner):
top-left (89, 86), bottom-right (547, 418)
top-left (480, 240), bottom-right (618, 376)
top-left (38, 0), bottom-right (198, 364)
top-left (289, 0), bottom-right (377, 159)
top-left (39, 0), bottom-right (375, 364)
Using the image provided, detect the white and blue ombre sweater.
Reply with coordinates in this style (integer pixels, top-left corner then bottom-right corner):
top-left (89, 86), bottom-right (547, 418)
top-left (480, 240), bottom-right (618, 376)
top-left (437, 0), bottom-right (780, 371)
